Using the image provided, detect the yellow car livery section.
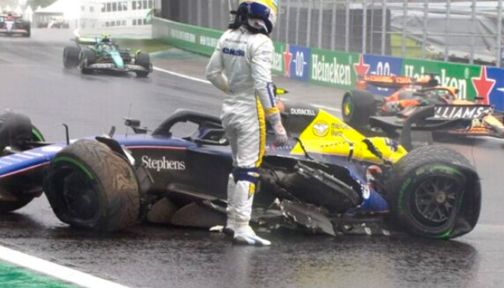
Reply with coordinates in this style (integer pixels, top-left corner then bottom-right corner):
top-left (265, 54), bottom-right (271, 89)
top-left (290, 108), bottom-right (407, 164)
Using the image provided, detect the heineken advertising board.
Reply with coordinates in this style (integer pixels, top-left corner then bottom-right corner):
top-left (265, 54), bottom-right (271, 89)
top-left (154, 17), bottom-right (504, 111)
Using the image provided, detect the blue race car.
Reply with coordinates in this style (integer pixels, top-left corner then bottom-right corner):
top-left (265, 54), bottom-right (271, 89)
top-left (0, 101), bottom-right (481, 239)
top-left (63, 34), bottom-right (152, 77)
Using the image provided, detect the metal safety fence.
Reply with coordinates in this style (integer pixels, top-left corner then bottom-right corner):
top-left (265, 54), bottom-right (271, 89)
top-left (157, 0), bottom-right (504, 67)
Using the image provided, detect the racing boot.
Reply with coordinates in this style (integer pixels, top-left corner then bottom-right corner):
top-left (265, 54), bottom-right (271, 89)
top-left (225, 173), bottom-right (239, 236)
top-left (233, 224), bottom-right (271, 246)
top-left (230, 179), bottom-right (271, 246)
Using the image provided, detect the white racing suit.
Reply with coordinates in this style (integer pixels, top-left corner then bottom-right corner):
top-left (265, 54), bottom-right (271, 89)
top-left (206, 25), bottom-right (283, 245)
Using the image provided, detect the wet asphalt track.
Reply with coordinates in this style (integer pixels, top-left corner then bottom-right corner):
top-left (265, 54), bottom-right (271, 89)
top-left (0, 30), bottom-right (504, 288)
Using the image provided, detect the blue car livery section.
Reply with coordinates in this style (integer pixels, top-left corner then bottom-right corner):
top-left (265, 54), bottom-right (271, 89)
top-left (0, 144), bottom-right (66, 178)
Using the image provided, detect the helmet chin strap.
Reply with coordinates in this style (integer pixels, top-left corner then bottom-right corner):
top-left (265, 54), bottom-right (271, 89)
top-left (247, 19), bottom-right (268, 34)
top-left (228, 6), bottom-right (270, 36)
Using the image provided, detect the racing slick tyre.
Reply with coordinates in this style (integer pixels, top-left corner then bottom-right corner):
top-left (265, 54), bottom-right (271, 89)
top-left (43, 139), bottom-right (140, 231)
top-left (63, 46), bottom-right (81, 69)
top-left (23, 23), bottom-right (31, 37)
top-left (342, 90), bottom-right (376, 127)
top-left (0, 112), bottom-right (45, 151)
top-left (385, 145), bottom-right (481, 239)
top-left (135, 52), bottom-right (151, 78)
top-left (0, 118), bottom-right (45, 214)
top-left (79, 49), bottom-right (96, 75)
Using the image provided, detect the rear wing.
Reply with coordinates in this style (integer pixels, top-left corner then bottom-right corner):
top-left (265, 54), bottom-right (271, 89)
top-left (362, 74), bottom-right (439, 89)
top-left (74, 36), bottom-right (100, 46)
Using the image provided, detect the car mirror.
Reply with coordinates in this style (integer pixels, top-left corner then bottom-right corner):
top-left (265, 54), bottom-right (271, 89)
top-left (194, 138), bottom-right (229, 146)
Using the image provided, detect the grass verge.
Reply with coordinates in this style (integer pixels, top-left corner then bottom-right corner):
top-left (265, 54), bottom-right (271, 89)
top-left (114, 38), bottom-right (171, 53)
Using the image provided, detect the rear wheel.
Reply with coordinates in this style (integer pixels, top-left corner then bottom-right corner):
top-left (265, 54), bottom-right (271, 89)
top-left (0, 120), bottom-right (45, 213)
top-left (135, 52), bottom-right (151, 77)
top-left (342, 90), bottom-right (377, 127)
top-left (23, 23), bottom-right (31, 37)
top-left (79, 49), bottom-right (96, 75)
top-left (63, 46), bottom-right (81, 69)
top-left (44, 139), bottom-right (140, 231)
top-left (385, 145), bottom-right (480, 239)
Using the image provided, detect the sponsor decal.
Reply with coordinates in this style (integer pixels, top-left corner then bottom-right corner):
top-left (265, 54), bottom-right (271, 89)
top-left (486, 66), bottom-right (504, 111)
top-left (362, 185), bottom-right (371, 200)
top-left (471, 66), bottom-right (496, 105)
top-left (353, 54), bottom-right (370, 77)
top-left (311, 53), bottom-right (352, 86)
top-left (222, 47), bottom-right (245, 57)
top-left (272, 42), bottom-right (284, 74)
top-left (313, 121), bottom-right (329, 137)
top-left (284, 45), bottom-right (310, 81)
top-left (433, 105), bottom-right (493, 120)
top-left (363, 55), bottom-right (403, 95)
top-left (403, 65), bottom-right (471, 100)
top-left (283, 44), bottom-right (293, 77)
top-left (290, 108), bottom-right (316, 116)
top-left (331, 123), bottom-right (350, 136)
top-left (141, 155), bottom-right (186, 172)
top-left (385, 138), bottom-right (399, 152)
top-left (170, 29), bottom-right (196, 43)
top-left (91, 63), bottom-right (115, 68)
top-left (199, 36), bottom-right (218, 48)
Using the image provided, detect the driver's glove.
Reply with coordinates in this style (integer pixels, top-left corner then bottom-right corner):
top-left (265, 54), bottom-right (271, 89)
top-left (267, 112), bottom-right (288, 147)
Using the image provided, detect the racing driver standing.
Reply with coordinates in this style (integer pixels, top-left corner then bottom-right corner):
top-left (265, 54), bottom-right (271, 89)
top-left (206, 0), bottom-right (287, 246)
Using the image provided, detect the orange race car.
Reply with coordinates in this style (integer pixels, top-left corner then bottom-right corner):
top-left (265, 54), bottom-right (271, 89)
top-left (342, 74), bottom-right (504, 141)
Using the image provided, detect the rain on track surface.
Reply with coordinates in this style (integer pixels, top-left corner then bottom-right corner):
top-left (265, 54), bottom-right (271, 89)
top-left (0, 29), bottom-right (503, 288)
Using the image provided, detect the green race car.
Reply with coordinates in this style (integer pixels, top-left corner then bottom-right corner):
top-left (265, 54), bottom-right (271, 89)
top-left (63, 34), bottom-right (152, 77)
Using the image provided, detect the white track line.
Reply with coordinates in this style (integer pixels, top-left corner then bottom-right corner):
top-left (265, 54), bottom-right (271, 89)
top-left (153, 66), bottom-right (341, 112)
top-left (0, 245), bottom-right (130, 288)
top-left (153, 67), bottom-right (211, 84)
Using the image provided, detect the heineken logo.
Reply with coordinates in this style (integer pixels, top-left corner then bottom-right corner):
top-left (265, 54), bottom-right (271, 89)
top-left (311, 54), bottom-right (351, 85)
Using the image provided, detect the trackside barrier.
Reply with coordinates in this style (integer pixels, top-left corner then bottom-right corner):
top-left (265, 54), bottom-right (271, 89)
top-left (153, 17), bottom-right (504, 111)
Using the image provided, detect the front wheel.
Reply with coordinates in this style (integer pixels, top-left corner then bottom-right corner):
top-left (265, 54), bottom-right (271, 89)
top-left (43, 139), bottom-right (140, 231)
top-left (63, 46), bottom-right (81, 69)
top-left (135, 52), bottom-right (151, 78)
top-left (342, 90), bottom-right (376, 127)
top-left (79, 49), bottom-right (96, 75)
top-left (23, 23), bottom-right (31, 37)
top-left (385, 145), bottom-right (481, 239)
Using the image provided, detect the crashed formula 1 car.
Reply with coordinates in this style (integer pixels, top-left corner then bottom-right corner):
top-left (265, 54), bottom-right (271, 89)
top-left (63, 36), bottom-right (152, 77)
top-left (0, 94), bottom-right (481, 239)
top-left (342, 74), bottom-right (504, 142)
top-left (0, 13), bottom-right (30, 37)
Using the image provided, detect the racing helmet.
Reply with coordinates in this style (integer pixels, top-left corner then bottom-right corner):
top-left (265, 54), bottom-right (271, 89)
top-left (238, 0), bottom-right (278, 34)
top-left (101, 33), bottom-right (111, 43)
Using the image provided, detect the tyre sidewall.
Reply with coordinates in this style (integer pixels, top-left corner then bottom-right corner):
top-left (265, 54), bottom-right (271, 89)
top-left (44, 140), bottom-right (140, 231)
top-left (395, 164), bottom-right (466, 238)
top-left (44, 153), bottom-right (108, 229)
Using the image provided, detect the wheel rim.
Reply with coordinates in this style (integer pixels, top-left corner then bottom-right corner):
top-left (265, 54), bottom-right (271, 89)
top-left (80, 55), bottom-right (87, 70)
top-left (343, 97), bottom-right (353, 117)
top-left (59, 166), bottom-right (100, 222)
top-left (413, 176), bottom-right (458, 225)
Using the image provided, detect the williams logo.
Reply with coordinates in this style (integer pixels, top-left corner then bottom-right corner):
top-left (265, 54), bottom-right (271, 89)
top-left (141, 156), bottom-right (186, 172)
top-left (434, 105), bottom-right (493, 120)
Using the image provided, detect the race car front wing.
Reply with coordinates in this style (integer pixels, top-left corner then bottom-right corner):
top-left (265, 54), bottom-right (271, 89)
top-left (87, 63), bottom-right (152, 73)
